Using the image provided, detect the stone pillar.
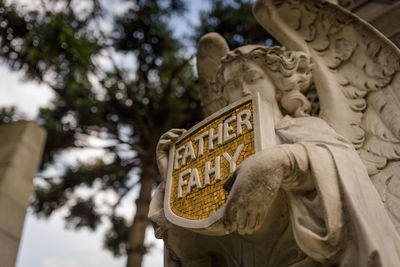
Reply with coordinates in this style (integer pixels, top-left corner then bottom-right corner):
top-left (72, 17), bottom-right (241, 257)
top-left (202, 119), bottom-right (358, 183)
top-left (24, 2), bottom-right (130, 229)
top-left (0, 122), bottom-right (46, 267)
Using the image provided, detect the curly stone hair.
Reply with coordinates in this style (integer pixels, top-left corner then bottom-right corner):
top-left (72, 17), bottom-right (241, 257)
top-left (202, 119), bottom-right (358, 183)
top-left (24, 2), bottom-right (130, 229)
top-left (216, 45), bottom-right (313, 117)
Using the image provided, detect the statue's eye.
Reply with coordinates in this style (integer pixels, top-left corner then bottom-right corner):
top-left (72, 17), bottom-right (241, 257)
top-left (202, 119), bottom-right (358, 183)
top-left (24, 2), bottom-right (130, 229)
top-left (244, 72), bottom-right (262, 84)
top-left (225, 80), bottom-right (240, 91)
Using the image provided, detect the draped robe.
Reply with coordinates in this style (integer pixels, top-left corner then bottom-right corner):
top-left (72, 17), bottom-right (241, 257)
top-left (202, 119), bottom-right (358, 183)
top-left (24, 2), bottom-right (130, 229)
top-left (149, 116), bottom-right (400, 267)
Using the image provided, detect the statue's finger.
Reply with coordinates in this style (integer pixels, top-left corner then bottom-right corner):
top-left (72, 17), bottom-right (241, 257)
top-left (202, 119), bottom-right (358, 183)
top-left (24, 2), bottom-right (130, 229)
top-left (223, 166), bottom-right (240, 193)
top-left (246, 212), bottom-right (258, 232)
top-left (237, 210), bottom-right (248, 234)
top-left (164, 132), bottom-right (179, 140)
top-left (160, 131), bottom-right (171, 139)
top-left (257, 210), bottom-right (267, 230)
top-left (222, 206), bottom-right (231, 230)
top-left (253, 213), bottom-right (261, 232)
top-left (160, 129), bottom-right (181, 140)
top-left (230, 220), bottom-right (238, 233)
top-left (170, 128), bottom-right (186, 134)
top-left (222, 203), bottom-right (237, 232)
top-left (158, 139), bottom-right (171, 145)
top-left (157, 139), bottom-right (171, 150)
top-left (162, 129), bottom-right (185, 141)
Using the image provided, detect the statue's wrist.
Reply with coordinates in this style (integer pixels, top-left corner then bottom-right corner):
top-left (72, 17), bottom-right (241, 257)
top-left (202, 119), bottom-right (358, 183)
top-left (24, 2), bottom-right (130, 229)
top-left (278, 144), bottom-right (310, 190)
top-left (254, 146), bottom-right (293, 179)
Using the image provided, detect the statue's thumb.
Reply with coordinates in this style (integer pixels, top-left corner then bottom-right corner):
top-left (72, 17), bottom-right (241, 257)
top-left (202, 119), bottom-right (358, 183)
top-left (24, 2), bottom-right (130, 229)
top-left (223, 167), bottom-right (240, 193)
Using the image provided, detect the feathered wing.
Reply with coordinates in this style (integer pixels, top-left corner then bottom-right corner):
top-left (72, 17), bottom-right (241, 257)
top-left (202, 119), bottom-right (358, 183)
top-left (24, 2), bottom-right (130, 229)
top-left (197, 33), bottom-right (229, 117)
top-left (253, 0), bottom-right (400, 231)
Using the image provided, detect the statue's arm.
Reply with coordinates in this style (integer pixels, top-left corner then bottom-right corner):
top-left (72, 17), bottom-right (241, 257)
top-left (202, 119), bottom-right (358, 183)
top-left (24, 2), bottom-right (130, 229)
top-left (222, 143), bottom-right (312, 235)
top-left (156, 128), bottom-right (186, 181)
top-left (279, 144), bottom-right (313, 192)
top-left (149, 128), bottom-right (186, 237)
top-left (152, 128), bottom-right (221, 267)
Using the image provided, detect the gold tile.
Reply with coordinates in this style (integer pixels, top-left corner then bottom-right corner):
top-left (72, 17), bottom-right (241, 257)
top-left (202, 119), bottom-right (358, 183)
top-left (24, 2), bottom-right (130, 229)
top-left (170, 100), bottom-right (255, 220)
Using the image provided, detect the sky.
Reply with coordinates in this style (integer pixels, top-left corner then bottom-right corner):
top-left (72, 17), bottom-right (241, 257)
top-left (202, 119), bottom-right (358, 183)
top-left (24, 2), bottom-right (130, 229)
top-left (0, 0), bottom-right (211, 266)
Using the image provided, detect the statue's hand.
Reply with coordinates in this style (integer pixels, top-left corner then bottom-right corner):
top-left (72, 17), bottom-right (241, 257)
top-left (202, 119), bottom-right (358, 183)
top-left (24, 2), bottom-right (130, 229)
top-left (222, 147), bottom-right (291, 235)
top-left (156, 129), bottom-right (186, 181)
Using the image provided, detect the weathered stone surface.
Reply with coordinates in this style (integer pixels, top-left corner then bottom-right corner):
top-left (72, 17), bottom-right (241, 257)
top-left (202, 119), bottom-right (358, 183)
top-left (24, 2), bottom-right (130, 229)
top-left (0, 165), bottom-right (34, 208)
top-left (0, 122), bottom-right (46, 178)
top-left (150, 0), bottom-right (400, 266)
top-left (0, 229), bottom-right (19, 267)
top-left (0, 121), bottom-right (46, 267)
top-left (0, 193), bottom-right (27, 239)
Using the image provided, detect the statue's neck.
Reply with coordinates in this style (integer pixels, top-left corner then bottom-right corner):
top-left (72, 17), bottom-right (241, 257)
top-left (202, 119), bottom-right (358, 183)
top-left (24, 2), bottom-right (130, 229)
top-left (271, 101), bottom-right (284, 126)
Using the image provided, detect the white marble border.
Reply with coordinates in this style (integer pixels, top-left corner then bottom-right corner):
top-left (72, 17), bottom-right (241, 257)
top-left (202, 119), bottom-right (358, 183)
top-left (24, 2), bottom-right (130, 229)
top-left (164, 93), bottom-right (268, 229)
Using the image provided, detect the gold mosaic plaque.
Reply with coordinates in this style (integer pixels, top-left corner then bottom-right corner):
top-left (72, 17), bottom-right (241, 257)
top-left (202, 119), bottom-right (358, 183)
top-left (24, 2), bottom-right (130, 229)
top-left (164, 95), bottom-right (265, 229)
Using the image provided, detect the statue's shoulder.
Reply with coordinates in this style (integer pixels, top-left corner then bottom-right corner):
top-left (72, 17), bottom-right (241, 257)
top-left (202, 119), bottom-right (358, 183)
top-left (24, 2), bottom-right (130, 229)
top-left (276, 116), bottom-right (330, 130)
top-left (276, 116), bottom-right (354, 146)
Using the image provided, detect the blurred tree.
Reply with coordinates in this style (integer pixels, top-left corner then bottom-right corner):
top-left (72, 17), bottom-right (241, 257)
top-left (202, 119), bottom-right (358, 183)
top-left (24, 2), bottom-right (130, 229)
top-left (194, 0), bottom-right (277, 49)
top-left (1, 0), bottom-right (201, 266)
top-left (0, 0), bottom-right (275, 266)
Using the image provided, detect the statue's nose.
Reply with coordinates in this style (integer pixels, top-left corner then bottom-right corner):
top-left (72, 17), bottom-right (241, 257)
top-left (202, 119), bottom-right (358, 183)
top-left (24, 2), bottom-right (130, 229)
top-left (240, 81), bottom-right (251, 96)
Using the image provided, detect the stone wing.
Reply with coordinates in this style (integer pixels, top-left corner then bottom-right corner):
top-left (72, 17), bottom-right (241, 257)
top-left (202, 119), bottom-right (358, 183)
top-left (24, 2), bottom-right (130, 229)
top-left (196, 32), bottom-right (229, 117)
top-left (253, 0), bottom-right (400, 232)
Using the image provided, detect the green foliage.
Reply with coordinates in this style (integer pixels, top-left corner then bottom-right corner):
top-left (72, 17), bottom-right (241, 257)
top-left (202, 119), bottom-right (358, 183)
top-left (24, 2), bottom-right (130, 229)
top-left (65, 197), bottom-right (102, 231)
top-left (0, 106), bottom-right (25, 124)
top-left (0, 0), bottom-right (277, 261)
top-left (104, 215), bottom-right (130, 256)
top-left (1, 0), bottom-right (201, 257)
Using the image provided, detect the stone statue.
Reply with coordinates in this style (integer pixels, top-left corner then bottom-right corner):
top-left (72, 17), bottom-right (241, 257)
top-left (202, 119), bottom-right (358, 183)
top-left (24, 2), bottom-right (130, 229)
top-left (149, 0), bottom-right (400, 266)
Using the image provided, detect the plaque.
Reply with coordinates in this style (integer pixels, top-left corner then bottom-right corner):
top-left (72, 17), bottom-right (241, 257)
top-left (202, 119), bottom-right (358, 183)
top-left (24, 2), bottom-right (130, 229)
top-left (164, 93), bottom-right (275, 231)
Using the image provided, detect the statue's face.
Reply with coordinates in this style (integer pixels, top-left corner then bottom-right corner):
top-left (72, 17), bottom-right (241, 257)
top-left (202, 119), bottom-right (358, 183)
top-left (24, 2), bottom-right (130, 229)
top-left (222, 59), bottom-right (276, 105)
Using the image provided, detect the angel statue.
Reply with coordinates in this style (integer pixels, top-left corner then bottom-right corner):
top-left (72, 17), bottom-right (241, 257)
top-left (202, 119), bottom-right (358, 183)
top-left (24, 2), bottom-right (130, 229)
top-left (149, 0), bottom-right (400, 266)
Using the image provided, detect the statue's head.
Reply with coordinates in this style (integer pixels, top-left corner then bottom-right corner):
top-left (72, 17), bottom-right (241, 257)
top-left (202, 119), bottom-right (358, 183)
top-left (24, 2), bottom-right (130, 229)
top-left (216, 45), bottom-right (313, 118)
